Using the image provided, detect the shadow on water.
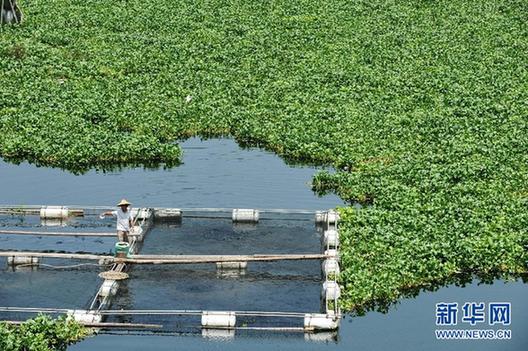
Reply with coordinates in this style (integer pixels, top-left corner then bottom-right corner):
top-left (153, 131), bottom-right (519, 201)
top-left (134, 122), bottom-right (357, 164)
top-left (0, 137), bottom-right (341, 209)
top-left (352, 272), bottom-right (528, 316)
top-left (0, 136), bottom-right (334, 175)
top-left (0, 155), bottom-right (181, 176)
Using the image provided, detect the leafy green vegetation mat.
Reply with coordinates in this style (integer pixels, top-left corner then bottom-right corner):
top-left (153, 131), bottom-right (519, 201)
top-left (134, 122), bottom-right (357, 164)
top-left (1, 0), bottom-right (527, 311)
top-left (0, 315), bottom-right (87, 350)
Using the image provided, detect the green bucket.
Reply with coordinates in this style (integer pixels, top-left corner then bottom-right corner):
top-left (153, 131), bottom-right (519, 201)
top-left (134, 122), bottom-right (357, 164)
top-left (115, 241), bottom-right (130, 258)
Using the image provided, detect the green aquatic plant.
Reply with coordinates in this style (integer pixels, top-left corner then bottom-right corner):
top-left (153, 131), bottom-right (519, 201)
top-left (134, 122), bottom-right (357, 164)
top-left (0, 315), bottom-right (88, 351)
top-left (0, 0), bottom-right (527, 311)
top-left (335, 206), bottom-right (527, 311)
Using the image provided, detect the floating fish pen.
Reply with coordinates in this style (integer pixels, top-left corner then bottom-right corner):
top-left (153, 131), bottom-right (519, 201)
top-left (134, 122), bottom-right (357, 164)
top-left (0, 205), bottom-right (342, 338)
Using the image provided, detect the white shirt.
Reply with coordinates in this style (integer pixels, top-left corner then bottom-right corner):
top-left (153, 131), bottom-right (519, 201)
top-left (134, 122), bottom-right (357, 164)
top-left (111, 208), bottom-right (132, 232)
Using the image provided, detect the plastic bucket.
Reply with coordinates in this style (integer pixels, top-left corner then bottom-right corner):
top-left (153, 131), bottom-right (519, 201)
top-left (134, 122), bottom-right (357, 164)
top-left (115, 241), bottom-right (130, 258)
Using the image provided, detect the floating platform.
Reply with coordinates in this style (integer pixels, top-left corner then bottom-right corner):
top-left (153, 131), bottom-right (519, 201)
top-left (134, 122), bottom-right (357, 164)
top-left (0, 205), bottom-right (342, 335)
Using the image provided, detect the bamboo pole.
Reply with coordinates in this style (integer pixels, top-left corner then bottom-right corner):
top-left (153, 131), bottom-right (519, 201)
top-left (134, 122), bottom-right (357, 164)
top-left (0, 229), bottom-right (116, 237)
top-left (213, 326), bottom-right (309, 332)
top-left (121, 254), bottom-right (328, 264)
top-left (0, 251), bottom-right (329, 264)
top-left (3, 320), bottom-right (162, 329)
top-left (0, 307), bottom-right (307, 318)
top-left (130, 254), bottom-right (325, 259)
top-left (0, 208), bottom-right (84, 215)
top-left (0, 205), bottom-right (319, 215)
top-left (124, 255), bottom-right (328, 264)
top-left (0, 251), bottom-right (112, 261)
top-left (98, 309), bottom-right (306, 318)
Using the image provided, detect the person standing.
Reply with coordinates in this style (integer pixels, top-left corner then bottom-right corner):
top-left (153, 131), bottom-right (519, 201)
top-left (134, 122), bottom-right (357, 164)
top-left (101, 199), bottom-right (133, 243)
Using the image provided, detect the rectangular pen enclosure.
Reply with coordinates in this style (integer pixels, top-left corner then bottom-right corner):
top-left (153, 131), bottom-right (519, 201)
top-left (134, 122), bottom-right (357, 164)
top-left (0, 206), bottom-right (340, 333)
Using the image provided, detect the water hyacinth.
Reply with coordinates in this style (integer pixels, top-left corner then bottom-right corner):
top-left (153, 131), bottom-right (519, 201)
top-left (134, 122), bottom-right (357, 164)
top-left (1, 0), bottom-right (527, 311)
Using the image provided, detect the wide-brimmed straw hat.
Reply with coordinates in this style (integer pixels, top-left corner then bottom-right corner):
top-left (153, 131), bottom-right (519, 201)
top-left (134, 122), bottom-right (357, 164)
top-left (117, 199), bottom-right (131, 207)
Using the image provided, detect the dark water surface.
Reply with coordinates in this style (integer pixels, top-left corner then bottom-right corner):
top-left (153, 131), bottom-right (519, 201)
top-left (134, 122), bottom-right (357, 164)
top-left (73, 278), bottom-right (528, 351)
top-left (0, 214), bottom-right (116, 253)
top-left (108, 217), bottom-right (323, 318)
top-left (0, 138), bottom-right (526, 350)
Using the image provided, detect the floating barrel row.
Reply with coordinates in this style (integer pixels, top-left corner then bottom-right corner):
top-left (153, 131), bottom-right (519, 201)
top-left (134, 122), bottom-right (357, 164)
top-left (39, 206), bottom-right (149, 219)
top-left (64, 309), bottom-right (339, 331)
top-left (319, 210), bottom-right (341, 319)
top-left (40, 206), bottom-right (149, 220)
top-left (201, 311), bottom-right (338, 330)
top-left (4, 206), bottom-right (313, 222)
top-left (154, 208), bottom-right (260, 223)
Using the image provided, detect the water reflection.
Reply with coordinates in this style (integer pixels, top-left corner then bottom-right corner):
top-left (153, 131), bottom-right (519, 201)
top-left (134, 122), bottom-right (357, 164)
top-left (0, 137), bottom-right (525, 350)
top-left (0, 138), bottom-right (341, 209)
top-left (352, 272), bottom-right (528, 316)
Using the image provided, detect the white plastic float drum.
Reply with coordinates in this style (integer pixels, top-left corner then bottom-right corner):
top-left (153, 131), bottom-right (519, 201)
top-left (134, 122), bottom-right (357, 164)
top-left (232, 209), bottom-right (259, 223)
top-left (99, 280), bottom-right (119, 297)
top-left (216, 261), bottom-right (248, 269)
top-left (201, 311), bottom-right (236, 328)
top-left (40, 206), bottom-right (69, 219)
top-left (322, 281), bottom-right (341, 300)
top-left (304, 313), bottom-right (339, 330)
top-left (324, 249), bottom-right (339, 259)
top-left (323, 229), bottom-right (339, 248)
top-left (153, 208), bottom-right (182, 220)
top-left (315, 211), bottom-right (326, 224)
top-left (326, 210), bottom-right (340, 225)
top-left (7, 256), bottom-right (39, 266)
top-left (322, 258), bottom-right (340, 277)
top-left (68, 310), bottom-right (102, 324)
